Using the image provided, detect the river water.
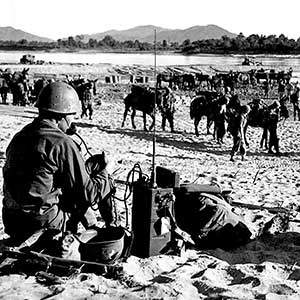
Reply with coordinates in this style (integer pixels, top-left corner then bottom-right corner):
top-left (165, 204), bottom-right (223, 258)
top-left (1, 51), bottom-right (300, 79)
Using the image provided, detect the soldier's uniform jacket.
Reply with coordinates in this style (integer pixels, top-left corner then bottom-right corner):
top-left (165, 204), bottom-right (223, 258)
top-left (291, 86), bottom-right (300, 105)
top-left (278, 81), bottom-right (285, 93)
top-left (228, 112), bottom-right (247, 139)
top-left (2, 118), bottom-right (112, 237)
top-left (161, 89), bottom-right (176, 114)
top-left (82, 88), bottom-right (93, 106)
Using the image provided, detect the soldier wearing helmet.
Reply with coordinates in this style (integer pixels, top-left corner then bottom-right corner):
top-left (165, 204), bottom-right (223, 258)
top-left (2, 81), bottom-right (114, 244)
top-left (228, 104), bottom-right (251, 161)
top-left (81, 82), bottom-right (94, 120)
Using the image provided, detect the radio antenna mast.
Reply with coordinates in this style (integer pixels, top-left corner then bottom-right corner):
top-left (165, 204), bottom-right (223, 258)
top-left (150, 29), bottom-right (157, 188)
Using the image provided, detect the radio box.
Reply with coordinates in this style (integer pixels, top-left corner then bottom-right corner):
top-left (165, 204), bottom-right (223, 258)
top-left (131, 183), bottom-right (174, 258)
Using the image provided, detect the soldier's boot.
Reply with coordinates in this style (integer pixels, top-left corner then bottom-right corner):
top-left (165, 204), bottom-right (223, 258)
top-left (275, 138), bottom-right (281, 155)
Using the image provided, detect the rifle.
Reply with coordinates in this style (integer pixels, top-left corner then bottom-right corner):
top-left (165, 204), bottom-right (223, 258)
top-left (0, 248), bottom-right (123, 277)
top-left (230, 200), bottom-right (300, 223)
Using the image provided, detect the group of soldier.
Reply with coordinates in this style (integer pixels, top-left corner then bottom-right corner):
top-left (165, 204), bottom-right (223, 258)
top-left (0, 72), bottom-right (96, 122)
top-left (1, 68), bottom-right (299, 163)
top-left (214, 76), bottom-right (297, 161)
top-left (0, 68), bottom-right (30, 106)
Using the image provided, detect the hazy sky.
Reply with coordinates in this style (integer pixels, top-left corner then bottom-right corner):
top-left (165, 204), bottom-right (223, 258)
top-left (1, 0), bottom-right (299, 40)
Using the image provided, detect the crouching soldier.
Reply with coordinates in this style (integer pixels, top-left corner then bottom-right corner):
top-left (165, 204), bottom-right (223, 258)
top-left (2, 82), bottom-right (114, 245)
top-left (228, 104), bottom-right (251, 161)
top-left (174, 183), bottom-right (252, 250)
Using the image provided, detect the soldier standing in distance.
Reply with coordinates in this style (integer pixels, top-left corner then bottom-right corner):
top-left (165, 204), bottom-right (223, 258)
top-left (228, 105), bottom-right (251, 162)
top-left (290, 82), bottom-right (300, 121)
top-left (81, 82), bottom-right (94, 120)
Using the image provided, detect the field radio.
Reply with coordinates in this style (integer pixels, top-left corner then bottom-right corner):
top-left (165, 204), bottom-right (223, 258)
top-left (131, 167), bottom-right (180, 258)
top-left (130, 30), bottom-right (182, 258)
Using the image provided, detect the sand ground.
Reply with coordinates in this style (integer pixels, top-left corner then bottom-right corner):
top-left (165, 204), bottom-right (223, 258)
top-left (0, 63), bottom-right (300, 299)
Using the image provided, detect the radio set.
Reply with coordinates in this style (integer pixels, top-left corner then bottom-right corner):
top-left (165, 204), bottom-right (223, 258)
top-left (130, 31), bottom-right (185, 258)
top-left (130, 31), bottom-right (188, 258)
top-left (131, 166), bottom-right (180, 258)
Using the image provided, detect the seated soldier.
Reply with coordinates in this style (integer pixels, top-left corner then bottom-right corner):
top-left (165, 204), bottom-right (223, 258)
top-left (2, 82), bottom-right (114, 245)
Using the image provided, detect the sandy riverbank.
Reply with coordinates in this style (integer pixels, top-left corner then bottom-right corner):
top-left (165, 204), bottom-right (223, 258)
top-left (0, 63), bottom-right (300, 299)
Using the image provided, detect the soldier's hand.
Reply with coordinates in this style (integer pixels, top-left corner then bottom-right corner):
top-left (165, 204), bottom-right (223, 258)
top-left (57, 232), bottom-right (81, 260)
top-left (85, 151), bottom-right (108, 176)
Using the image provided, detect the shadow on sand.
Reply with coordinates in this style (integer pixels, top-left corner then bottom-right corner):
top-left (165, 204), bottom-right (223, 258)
top-left (203, 231), bottom-right (300, 266)
top-left (74, 121), bottom-right (299, 158)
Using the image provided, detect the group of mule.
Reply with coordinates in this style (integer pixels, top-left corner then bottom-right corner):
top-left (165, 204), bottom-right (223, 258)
top-left (0, 67), bottom-right (295, 156)
top-left (122, 69), bottom-right (295, 156)
top-left (0, 68), bottom-right (54, 106)
top-left (156, 68), bottom-right (293, 92)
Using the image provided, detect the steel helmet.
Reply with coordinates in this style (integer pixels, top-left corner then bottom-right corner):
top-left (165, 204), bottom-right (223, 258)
top-left (35, 81), bottom-right (80, 115)
top-left (79, 227), bottom-right (125, 264)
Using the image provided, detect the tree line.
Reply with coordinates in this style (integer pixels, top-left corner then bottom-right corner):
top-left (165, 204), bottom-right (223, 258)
top-left (0, 33), bottom-right (300, 54)
top-left (181, 33), bottom-right (300, 54)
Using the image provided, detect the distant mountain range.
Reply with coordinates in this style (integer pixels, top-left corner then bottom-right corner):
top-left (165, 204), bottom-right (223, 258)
top-left (80, 25), bottom-right (237, 43)
top-left (0, 25), bottom-right (236, 43)
top-left (0, 26), bottom-right (53, 42)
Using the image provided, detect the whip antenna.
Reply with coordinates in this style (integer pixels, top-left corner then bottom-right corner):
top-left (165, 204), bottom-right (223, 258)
top-left (150, 29), bottom-right (157, 187)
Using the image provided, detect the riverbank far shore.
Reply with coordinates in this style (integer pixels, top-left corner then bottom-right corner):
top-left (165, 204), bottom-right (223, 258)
top-left (0, 61), bottom-right (264, 83)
